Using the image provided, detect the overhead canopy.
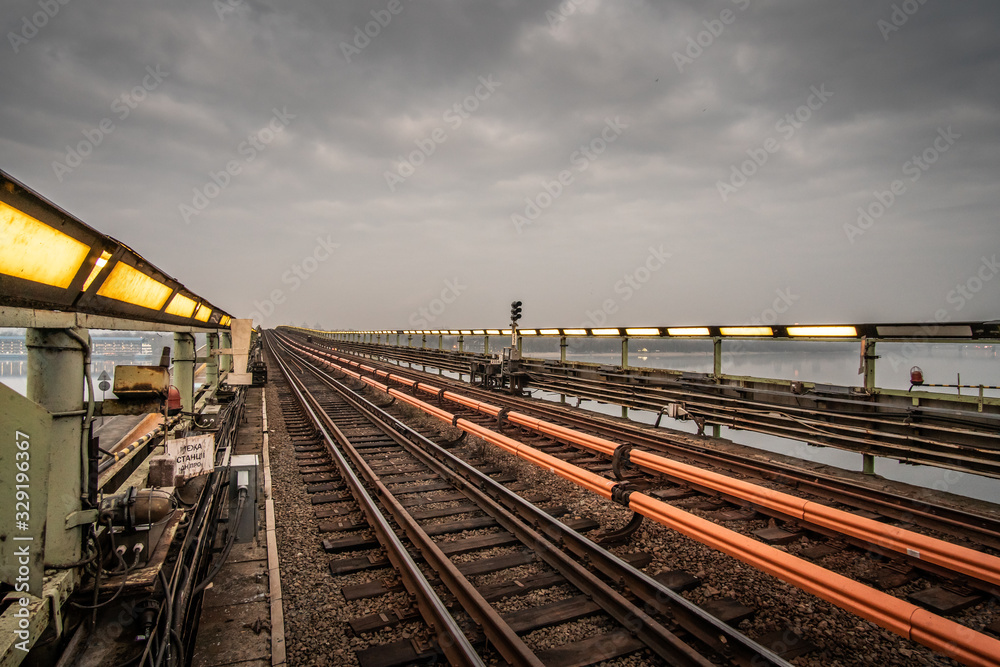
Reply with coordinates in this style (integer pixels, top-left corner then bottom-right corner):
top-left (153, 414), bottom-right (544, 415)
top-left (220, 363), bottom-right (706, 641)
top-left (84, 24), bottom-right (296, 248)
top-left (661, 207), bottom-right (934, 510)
top-left (1, 170), bottom-right (232, 330)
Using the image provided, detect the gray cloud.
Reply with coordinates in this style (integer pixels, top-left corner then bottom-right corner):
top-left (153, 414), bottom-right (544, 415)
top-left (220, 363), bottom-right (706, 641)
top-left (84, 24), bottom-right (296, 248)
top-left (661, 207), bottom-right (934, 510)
top-left (3, 0), bottom-right (998, 329)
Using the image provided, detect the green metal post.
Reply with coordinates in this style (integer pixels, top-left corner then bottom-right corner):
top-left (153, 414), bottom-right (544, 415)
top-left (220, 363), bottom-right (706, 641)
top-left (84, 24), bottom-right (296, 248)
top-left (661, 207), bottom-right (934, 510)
top-left (206, 332), bottom-right (219, 390)
top-left (458, 335), bottom-right (464, 353)
top-left (713, 337), bottom-right (722, 378)
top-left (173, 332), bottom-right (196, 423)
top-left (26, 327), bottom-right (86, 567)
top-left (559, 336), bottom-right (568, 404)
top-left (484, 335), bottom-right (489, 355)
top-left (439, 335), bottom-right (443, 375)
top-left (861, 339), bottom-right (877, 474)
top-left (621, 338), bottom-right (629, 418)
top-left (220, 331), bottom-right (232, 372)
top-left (863, 339), bottom-right (877, 392)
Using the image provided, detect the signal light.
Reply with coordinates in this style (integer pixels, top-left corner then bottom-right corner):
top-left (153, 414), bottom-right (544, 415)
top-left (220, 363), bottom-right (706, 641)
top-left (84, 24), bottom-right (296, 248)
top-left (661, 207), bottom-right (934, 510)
top-left (510, 300), bottom-right (523, 324)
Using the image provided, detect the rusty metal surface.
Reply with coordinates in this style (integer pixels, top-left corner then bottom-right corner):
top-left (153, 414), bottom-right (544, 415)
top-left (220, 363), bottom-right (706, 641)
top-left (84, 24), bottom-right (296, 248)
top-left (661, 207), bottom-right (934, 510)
top-left (112, 365), bottom-right (170, 397)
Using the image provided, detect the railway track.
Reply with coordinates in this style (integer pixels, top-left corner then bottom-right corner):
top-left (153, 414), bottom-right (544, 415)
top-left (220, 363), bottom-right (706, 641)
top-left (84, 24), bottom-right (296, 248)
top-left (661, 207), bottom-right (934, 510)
top-left (265, 332), bottom-right (791, 666)
top-left (272, 330), bottom-right (1000, 665)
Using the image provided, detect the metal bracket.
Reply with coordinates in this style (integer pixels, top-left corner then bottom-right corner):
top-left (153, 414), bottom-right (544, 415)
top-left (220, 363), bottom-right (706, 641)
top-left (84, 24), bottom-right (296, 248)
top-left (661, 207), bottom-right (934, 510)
top-left (611, 445), bottom-right (633, 481)
top-left (497, 407), bottom-right (511, 428)
top-left (610, 482), bottom-right (634, 508)
top-left (598, 511), bottom-right (645, 545)
top-left (64, 509), bottom-right (99, 530)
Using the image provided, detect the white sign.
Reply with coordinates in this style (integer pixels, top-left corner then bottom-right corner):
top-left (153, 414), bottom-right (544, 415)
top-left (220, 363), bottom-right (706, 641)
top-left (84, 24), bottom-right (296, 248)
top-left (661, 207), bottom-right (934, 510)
top-left (167, 434), bottom-right (215, 480)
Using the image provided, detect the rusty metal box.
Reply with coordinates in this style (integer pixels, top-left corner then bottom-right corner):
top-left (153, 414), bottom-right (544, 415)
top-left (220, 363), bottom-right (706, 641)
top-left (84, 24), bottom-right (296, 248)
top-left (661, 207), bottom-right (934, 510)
top-left (113, 365), bottom-right (170, 398)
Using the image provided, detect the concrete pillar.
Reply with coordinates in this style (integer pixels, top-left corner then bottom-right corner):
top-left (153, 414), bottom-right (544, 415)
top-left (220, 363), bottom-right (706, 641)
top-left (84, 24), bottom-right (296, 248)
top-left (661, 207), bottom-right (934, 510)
top-left (206, 332), bottom-right (219, 389)
top-left (220, 331), bottom-right (232, 372)
top-left (173, 333), bottom-right (196, 420)
top-left (26, 327), bottom-right (86, 566)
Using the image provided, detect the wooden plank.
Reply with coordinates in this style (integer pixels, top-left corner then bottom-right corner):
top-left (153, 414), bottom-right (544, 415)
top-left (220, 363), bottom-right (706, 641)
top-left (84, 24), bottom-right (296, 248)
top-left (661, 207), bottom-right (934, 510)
top-left (502, 595), bottom-right (601, 634)
top-left (535, 631), bottom-right (645, 667)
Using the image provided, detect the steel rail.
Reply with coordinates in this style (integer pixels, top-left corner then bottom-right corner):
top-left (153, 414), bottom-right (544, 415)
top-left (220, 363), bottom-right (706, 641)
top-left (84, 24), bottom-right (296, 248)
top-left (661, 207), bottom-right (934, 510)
top-left (280, 337), bottom-right (1000, 667)
top-left (303, 338), bottom-right (1000, 550)
top-left (275, 337), bottom-right (777, 667)
top-left (265, 336), bottom-right (485, 666)
top-left (267, 335), bottom-right (543, 666)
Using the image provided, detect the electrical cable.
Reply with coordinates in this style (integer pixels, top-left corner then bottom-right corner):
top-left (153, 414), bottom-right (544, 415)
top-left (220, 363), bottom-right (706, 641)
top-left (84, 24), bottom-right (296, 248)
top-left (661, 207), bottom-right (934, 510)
top-left (192, 487), bottom-right (247, 597)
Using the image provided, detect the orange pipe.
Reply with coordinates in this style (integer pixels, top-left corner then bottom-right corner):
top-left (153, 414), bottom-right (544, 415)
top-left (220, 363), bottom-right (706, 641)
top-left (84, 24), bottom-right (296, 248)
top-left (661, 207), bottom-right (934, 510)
top-left (295, 347), bottom-right (1000, 666)
top-left (302, 345), bottom-right (1000, 587)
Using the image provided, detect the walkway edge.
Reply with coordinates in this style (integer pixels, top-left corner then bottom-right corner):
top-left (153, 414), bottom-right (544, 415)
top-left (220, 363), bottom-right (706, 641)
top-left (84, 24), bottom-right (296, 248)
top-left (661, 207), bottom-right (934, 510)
top-left (262, 389), bottom-right (286, 666)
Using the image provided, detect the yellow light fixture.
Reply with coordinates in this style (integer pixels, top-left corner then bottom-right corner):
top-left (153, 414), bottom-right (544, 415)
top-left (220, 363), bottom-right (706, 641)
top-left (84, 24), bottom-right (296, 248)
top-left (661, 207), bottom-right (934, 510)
top-left (501, 329), bottom-right (513, 335)
top-left (96, 262), bottom-right (172, 310)
top-left (563, 329), bottom-right (587, 336)
top-left (81, 250), bottom-right (113, 291)
top-left (625, 328), bottom-right (660, 336)
top-left (787, 326), bottom-right (857, 337)
top-left (220, 315), bottom-right (231, 327)
top-left (0, 200), bottom-right (91, 288)
top-left (668, 327), bottom-right (710, 336)
top-left (592, 328), bottom-right (620, 336)
top-left (194, 305), bottom-right (212, 322)
top-left (448, 330), bottom-right (460, 335)
top-left (486, 330), bottom-right (501, 335)
top-left (165, 293), bottom-right (198, 318)
top-left (539, 329), bottom-right (560, 335)
top-left (460, 330), bottom-right (472, 335)
top-left (472, 330), bottom-right (485, 335)
top-left (720, 326), bottom-right (773, 336)
top-left (519, 329), bottom-right (537, 335)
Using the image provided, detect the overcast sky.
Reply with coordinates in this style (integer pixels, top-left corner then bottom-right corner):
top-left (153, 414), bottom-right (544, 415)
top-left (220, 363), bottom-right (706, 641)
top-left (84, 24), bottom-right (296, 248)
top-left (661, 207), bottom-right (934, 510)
top-left (2, 0), bottom-right (998, 330)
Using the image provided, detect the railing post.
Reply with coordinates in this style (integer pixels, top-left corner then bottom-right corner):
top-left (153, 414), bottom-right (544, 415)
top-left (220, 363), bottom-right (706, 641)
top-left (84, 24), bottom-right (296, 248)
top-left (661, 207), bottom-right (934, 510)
top-left (560, 336), bottom-right (568, 404)
top-left (621, 337), bottom-right (629, 418)
top-left (484, 335), bottom-right (489, 356)
top-left (713, 336), bottom-right (722, 378)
